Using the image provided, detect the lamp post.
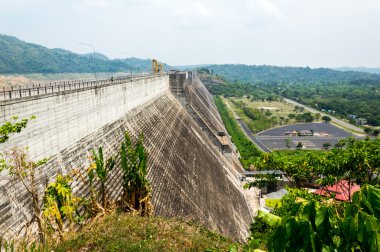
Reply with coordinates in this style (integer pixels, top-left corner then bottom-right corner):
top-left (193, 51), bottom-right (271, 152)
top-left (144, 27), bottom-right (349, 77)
top-left (79, 42), bottom-right (97, 81)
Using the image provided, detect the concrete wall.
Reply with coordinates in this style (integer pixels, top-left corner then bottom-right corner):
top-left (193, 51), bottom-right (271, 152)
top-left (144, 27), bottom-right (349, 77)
top-left (0, 75), bottom-right (168, 160)
top-left (0, 74), bottom-right (252, 242)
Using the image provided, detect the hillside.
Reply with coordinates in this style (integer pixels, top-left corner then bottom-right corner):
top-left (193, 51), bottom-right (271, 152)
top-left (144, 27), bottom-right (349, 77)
top-left (206, 64), bottom-right (380, 83)
top-left (0, 34), bottom-right (167, 74)
top-left (53, 212), bottom-right (235, 252)
top-left (334, 67), bottom-right (380, 75)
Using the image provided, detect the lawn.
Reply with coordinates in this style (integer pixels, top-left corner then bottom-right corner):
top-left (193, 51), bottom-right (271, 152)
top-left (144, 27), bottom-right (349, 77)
top-left (227, 98), bottom-right (295, 133)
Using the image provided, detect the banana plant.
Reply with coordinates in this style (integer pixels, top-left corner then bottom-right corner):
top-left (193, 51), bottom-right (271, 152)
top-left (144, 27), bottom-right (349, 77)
top-left (120, 132), bottom-right (151, 216)
top-left (89, 146), bottom-right (116, 209)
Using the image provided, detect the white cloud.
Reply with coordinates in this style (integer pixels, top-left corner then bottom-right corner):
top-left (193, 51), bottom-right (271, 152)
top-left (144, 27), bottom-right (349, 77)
top-left (245, 0), bottom-right (282, 27)
top-left (82, 0), bottom-right (109, 7)
top-left (174, 1), bottom-right (213, 30)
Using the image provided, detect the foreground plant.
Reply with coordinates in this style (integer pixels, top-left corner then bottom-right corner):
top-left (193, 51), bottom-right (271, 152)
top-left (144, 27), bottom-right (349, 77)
top-left (43, 174), bottom-right (83, 241)
top-left (2, 147), bottom-right (48, 243)
top-left (88, 147), bottom-right (116, 209)
top-left (259, 185), bottom-right (380, 252)
top-left (120, 132), bottom-right (153, 216)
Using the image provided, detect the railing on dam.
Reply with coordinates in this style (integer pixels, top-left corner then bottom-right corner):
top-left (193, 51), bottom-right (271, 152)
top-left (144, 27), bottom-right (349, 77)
top-left (0, 73), bottom-right (165, 101)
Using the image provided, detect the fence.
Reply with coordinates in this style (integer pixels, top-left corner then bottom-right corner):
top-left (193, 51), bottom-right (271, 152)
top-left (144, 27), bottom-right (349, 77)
top-left (0, 73), bottom-right (163, 101)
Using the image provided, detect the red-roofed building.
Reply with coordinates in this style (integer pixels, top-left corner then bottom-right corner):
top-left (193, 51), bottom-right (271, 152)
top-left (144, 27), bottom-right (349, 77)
top-left (314, 180), bottom-right (360, 202)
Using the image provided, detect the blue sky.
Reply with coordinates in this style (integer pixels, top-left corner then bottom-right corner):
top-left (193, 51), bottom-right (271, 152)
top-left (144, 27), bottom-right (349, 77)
top-left (0, 0), bottom-right (379, 67)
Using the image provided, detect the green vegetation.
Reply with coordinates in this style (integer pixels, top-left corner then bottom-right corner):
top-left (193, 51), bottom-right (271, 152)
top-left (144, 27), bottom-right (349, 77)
top-left (0, 34), bottom-right (168, 74)
top-left (228, 99), bottom-right (278, 133)
top-left (322, 115), bottom-right (331, 123)
top-left (120, 132), bottom-right (152, 216)
top-left (258, 185), bottom-right (380, 252)
top-left (53, 211), bottom-right (235, 252)
top-left (264, 199), bottom-right (282, 209)
top-left (43, 174), bottom-right (83, 239)
top-left (206, 81), bottom-right (279, 101)
top-left (226, 97), bottom-right (320, 133)
top-left (214, 96), bottom-right (261, 169)
top-left (89, 147), bottom-right (116, 209)
top-left (208, 69), bottom-right (380, 251)
top-left (0, 116), bottom-right (157, 249)
top-left (0, 115), bottom-right (34, 144)
top-left (244, 138), bottom-right (380, 250)
top-left (278, 80), bottom-right (380, 126)
top-left (207, 64), bottom-right (380, 83)
top-left (202, 67), bottom-right (380, 127)
top-left (248, 138), bottom-right (380, 189)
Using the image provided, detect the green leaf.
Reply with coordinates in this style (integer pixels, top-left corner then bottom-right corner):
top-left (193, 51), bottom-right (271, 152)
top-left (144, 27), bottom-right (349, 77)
top-left (258, 210), bottom-right (281, 228)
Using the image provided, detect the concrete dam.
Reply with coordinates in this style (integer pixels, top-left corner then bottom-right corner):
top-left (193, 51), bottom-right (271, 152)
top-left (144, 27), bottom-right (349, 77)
top-left (0, 72), bottom-right (256, 241)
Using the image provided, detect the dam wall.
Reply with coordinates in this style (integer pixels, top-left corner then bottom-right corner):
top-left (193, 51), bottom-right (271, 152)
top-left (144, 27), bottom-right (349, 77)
top-left (0, 73), bottom-right (253, 241)
top-left (0, 75), bottom-right (168, 160)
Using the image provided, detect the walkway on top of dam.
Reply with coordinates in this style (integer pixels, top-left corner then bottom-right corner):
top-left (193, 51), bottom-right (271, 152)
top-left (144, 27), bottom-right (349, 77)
top-left (0, 73), bottom-right (165, 101)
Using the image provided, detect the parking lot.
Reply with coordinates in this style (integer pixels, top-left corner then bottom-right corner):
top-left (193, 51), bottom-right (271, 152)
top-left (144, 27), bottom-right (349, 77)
top-left (256, 123), bottom-right (357, 150)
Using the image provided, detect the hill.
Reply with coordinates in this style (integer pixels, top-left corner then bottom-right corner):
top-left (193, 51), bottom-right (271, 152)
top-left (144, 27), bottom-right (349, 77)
top-left (53, 212), bottom-right (235, 252)
top-left (0, 34), bottom-right (168, 74)
top-left (334, 67), bottom-right (380, 75)
top-left (206, 64), bottom-right (380, 83)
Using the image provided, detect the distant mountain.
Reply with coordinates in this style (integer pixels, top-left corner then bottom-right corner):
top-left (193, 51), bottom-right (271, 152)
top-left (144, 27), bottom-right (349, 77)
top-left (0, 34), bottom-right (168, 74)
top-left (82, 52), bottom-right (109, 61)
top-left (205, 64), bottom-right (380, 84)
top-left (334, 67), bottom-right (380, 75)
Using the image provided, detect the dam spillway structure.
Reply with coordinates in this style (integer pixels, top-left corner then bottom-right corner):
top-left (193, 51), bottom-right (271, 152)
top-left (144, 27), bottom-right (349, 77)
top-left (0, 72), bottom-right (256, 242)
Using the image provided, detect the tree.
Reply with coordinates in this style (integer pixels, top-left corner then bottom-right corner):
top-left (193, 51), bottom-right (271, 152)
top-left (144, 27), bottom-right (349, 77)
top-left (2, 147), bottom-right (48, 242)
top-left (296, 142), bottom-right (303, 149)
top-left (315, 113), bottom-right (321, 121)
top-left (373, 129), bottom-right (379, 136)
top-left (322, 142), bottom-right (331, 150)
top-left (244, 172), bottom-right (282, 192)
top-left (285, 138), bottom-right (291, 148)
top-left (322, 116), bottom-right (331, 123)
top-left (364, 127), bottom-right (373, 134)
top-left (288, 113), bottom-right (296, 119)
top-left (318, 138), bottom-right (380, 187)
top-left (254, 152), bottom-right (320, 188)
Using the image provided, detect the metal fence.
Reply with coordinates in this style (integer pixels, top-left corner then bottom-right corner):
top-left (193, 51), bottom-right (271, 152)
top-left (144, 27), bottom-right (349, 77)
top-left (0, 73), bottom-right (161, 101)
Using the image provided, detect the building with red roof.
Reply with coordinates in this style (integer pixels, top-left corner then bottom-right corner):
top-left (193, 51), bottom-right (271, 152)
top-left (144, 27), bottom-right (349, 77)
top-left (314, 180), bottom-right (360, 201)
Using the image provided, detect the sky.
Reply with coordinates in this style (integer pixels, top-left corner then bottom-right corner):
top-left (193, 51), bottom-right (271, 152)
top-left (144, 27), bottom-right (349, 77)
top-left (0, 0), bottom-right (379, 67)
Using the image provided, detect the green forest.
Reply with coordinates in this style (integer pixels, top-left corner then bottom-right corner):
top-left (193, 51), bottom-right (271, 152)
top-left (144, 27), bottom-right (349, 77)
top-left (206, 64), bottom-right (380, 83)
top-left (0, 34), bottom-right (166, 74)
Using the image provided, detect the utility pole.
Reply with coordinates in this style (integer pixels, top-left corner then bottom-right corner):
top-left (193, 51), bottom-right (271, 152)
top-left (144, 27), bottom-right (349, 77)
top-left (79, 42), bottom-right (97, 81)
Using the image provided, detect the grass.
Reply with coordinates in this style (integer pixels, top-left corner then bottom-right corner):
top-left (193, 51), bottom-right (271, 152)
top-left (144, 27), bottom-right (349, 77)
top-left (228, 98), bottom-right (299, 133)
top-left (54, 211), bottom-right (236, 252)
top-left (214, 96), bottom-right (261, 169)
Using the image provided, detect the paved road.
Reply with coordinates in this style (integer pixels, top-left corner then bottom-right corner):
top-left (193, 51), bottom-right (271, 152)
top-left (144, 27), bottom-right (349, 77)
top-left (283, 98), bottom-right (364, 134)
top-left (223, 98), bottom-right (271, 152)
top-left (258, 136), bottom-right (347, 140)
top-left (237, 119), bottom-right (272, 152)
